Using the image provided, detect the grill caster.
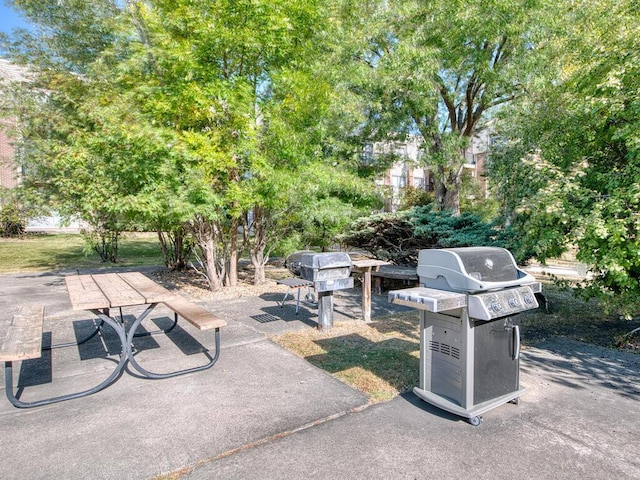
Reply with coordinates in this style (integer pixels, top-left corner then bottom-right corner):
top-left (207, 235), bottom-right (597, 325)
top-left (468, 416), bottom-right (482, 426)
top-left (509, 397), bottom-right (520, 405)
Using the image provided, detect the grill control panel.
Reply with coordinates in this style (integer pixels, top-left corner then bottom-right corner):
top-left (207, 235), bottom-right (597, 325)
top-left (467, 286), bottom-right (539, 320)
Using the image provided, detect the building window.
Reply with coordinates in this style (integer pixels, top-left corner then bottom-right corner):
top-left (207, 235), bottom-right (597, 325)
top-left (391, 175), bottom-right (406, 189)
top-left (361, 144), bottom-right (374, 164)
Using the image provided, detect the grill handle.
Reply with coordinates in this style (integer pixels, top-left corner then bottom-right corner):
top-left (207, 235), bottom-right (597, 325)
top-left (513, 324), bottom-right (521, 360)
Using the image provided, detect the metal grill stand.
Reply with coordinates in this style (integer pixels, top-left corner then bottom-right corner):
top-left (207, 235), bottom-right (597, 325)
top-left (389, 247), bottom-right (541, 425)
top-left (390, 287), bottom-right (526, 426)
top-left (298, 252), bottom-right (354, 330)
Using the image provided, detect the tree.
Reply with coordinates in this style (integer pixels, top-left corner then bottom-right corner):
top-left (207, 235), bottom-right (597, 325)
top-left (330, 0), bottom-right (547, 213)
top-left (3, 0), bottom-right (380, 288)
top-left (1, 1), bottom-right (133, 259)
top-left (489, 0), bottom-right (640, 315)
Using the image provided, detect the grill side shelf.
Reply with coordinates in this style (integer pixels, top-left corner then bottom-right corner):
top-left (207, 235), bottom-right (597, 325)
top-left (388, 287), bottom-right (467, 313)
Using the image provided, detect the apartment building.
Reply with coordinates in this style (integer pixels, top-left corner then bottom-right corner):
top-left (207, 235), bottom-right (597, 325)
top-left (0, 59), bottom-right (28, 190)
top-left (366, 132), bottom-right (490, 211)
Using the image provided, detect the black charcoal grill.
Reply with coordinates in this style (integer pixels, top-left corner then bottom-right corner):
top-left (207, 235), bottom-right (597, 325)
top-left (388, 247), bottom-right (541, 425)
top-left (287, 252), bottom-right (354, 329)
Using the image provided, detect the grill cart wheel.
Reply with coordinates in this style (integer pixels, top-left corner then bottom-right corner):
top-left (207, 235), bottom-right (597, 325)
top-left (469, 416), bottom-right (482, 426)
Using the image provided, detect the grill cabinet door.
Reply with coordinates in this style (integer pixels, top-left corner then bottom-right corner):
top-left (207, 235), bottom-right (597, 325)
top-left (473, 317), bottom-right (520, 404)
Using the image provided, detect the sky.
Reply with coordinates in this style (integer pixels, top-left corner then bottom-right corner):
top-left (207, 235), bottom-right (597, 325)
top-left (0, 2), bottom-right (33, 36)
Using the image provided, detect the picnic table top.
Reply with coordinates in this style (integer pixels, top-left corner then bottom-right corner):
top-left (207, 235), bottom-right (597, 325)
top-left (65, 272), bottom-right (177, 311)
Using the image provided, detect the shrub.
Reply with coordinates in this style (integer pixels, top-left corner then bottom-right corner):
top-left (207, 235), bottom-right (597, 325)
top-left (341, 205), bottom-right (511, 265)
top-left (0, 200), bottom-right (26, 237)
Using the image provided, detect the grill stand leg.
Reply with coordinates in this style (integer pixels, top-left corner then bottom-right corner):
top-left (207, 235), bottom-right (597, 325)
top-left (317, 291), bottom-right (334, 330)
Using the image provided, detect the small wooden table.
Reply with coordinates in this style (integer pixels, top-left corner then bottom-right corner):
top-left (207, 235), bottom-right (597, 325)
top-left (371, 265), bottom-right (419, 294)
top-left (352, 259), bottom-right (390, 322)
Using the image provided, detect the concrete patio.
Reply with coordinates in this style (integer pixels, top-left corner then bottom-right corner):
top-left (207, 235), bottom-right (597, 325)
top-left (1, 269), bottom-right (639, 479)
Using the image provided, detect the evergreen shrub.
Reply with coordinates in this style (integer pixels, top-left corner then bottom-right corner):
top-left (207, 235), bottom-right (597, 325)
top-left (341, 205), bottom-right (512, 265)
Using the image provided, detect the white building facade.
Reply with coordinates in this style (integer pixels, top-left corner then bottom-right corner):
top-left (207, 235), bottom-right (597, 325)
top-left (367, 132), bottom-right (490, 212)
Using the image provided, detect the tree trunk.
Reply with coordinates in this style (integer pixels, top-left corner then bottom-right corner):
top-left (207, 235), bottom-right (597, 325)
top-left (157, 226), bottom-right (193, 271)
top-left (190, 216), bottom-right (223, 291)
top-left (434, 166), bottom-right (448, 211)
top-left (227, 217), bottom-right (239, 287)
top-left (433, 164), bottom-right (463, 215)
top-left (244, 206), bottom-right (269, 286)
top-left (201, 234), bottom-right (222, 291)
top-left (251, 249), bottom-right (266, 285)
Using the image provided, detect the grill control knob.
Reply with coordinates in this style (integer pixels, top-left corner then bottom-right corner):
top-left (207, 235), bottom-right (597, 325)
top-left (490, 301), bottom-right (503, 312)
top-left (508, 298), bottom-right (520, 308)
top-left (524, 294), bottom-right (535, 305)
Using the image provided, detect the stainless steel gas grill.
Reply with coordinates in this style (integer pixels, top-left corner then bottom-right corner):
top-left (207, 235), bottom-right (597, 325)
top-left (297, 252), bottom-right (354, 329)
top-left (388, 247), bottom-right (541, 425)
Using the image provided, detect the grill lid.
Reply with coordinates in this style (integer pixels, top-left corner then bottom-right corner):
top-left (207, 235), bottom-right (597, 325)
top-left (418, 247), bottom-right (537, 293)
top-left (298, 252), bottom-right (353, 283)
top-left (285, 250), bottom-right (316, 276)
top-left (300, 252), bottom-right (352, 270)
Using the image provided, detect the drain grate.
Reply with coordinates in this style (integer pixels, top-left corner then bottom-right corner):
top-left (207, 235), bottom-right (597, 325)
top-left (251, 313), bottom-right (280, 323)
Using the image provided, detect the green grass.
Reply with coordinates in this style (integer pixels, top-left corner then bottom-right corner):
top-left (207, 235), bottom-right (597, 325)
top-left (0, 232), bottom-right (164, 273)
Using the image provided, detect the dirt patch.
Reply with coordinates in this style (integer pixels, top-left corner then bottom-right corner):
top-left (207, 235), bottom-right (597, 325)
top-left (519, 282), bottom-right (640, 353)
top-left (148, 261), bottom-right (295, 301)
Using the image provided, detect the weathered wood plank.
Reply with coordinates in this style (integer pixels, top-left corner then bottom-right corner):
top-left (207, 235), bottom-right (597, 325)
top-left (92, 273), bottom-right (145, 307)
top-left (118, 272), bottom-right (177, 304)
top-left (65, 275), bottom-right (110, 310)
top-left (351, 259), bottom-right (389, 271)
top-left (0, 306), bottom-right (44, 362)
top-left (371, 265), bottom-right (419, 280)
top-left (163, 298), bottom-right (227, 331)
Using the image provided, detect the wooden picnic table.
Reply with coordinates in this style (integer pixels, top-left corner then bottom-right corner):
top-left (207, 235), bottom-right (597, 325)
top-left (2, 272), bottom-right (225, 408)
top-left (66, 272), bottom-right (225, 379)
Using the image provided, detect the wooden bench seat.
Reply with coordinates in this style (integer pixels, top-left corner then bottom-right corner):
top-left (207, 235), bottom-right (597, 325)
top-left (0, 306), bottom-right (45, 362)
top-left (162, 297), bottom-right (227, 331)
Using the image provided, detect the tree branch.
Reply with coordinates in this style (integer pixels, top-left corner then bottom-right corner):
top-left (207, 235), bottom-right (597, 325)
top-left (437, 75), bottom-right (457, 131)
top-left (492, 34), bottom-right (509, 69)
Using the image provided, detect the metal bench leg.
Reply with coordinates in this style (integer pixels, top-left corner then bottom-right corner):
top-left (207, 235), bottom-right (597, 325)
top-left (295, 286), bottom-right (302, 314)
top-left (4, 315), bottom-right (128, 409)
top-left (115, 305), bottom-right (179, 338)
top-left (127, 318), bottom-right (222, 380)
top-left (45, 318), bottom-right (105, 350)
top-left (279, 286), bottom-right (304, 314)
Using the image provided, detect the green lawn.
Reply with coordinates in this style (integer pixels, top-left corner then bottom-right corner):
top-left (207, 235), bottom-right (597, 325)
top-left (0, 232), bottom-right (164, 273)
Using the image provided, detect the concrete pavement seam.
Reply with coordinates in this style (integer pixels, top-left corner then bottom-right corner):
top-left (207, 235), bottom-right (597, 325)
top-left (153, 401), bottom-right (373, 480)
